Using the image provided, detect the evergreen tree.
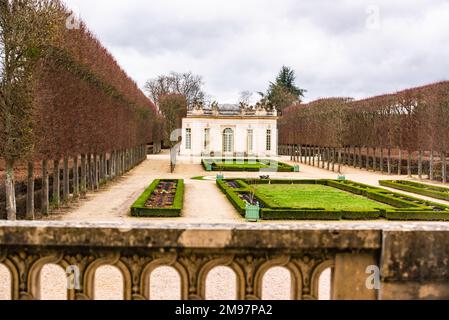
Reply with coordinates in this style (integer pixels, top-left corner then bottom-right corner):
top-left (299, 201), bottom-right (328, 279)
top-left (266, 66), bottom-right (306, 112)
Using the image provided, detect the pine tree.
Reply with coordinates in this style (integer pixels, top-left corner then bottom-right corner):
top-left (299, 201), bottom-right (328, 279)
top-left (266, 66), bottom-right (306, 112)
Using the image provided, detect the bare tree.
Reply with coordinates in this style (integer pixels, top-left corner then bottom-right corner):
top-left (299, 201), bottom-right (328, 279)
top-left (145, 71), bottom-right (205, 108)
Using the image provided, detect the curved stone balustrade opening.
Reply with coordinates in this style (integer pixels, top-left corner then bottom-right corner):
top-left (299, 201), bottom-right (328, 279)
top-left (0, 263), bottom-right (11, 300)
top-left (40, 264), bottom-right (67, 300)
top-left (94, 265), bottom-right (124, 300)
top-left (262, 267), bottom-right (291, 300)
top-left (206, 266), bottom-right (237, 300)
top-left (150, 266), bottom-right (181, 300)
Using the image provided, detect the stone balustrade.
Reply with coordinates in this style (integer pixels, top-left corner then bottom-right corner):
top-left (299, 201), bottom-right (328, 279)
top-left (0, 221), bottom-right (449, 300)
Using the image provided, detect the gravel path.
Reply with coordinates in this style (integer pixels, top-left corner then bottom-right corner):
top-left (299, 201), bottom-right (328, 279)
top-left (1, 152), bottom-right (448, 300)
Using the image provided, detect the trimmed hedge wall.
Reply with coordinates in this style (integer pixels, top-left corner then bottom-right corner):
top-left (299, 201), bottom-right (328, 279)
top-left (217, 178), bottom-right (449, 221)
top-left (202, 159), bottom-right (295, 172)
top-left (131, 179), bottom-right (184, 217)
top-left (380, 180), bottom-right (449, 202)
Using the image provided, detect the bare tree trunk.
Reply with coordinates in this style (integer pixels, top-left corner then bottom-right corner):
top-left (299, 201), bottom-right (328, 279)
top-left (306, 146), bottom-right (312, 166)
top-left (430, 150), bottom-right (435, 181)
top-left (110, 151), bottom-right (115, 179)
top-left (117, 151), bottom-right (121, 176)
top-left (312, 147), bottom-right (315, 167)
top-left (120, 150), bottom-right (123, 175)
top-left (398, 149), bottom-right (402, 175)
top-left (81, 154), bottom-right (87, 196)
top-left (105, 153), bottom-right (110, 179)
top-left (115, 150), bottom-right (119, 176)
top-left (365, 147), bottom-right (370, 170)
top-left (87, 154), bottom-right (93, 191)
top-left (343, 147), bottom-right (348, 166)
top-left (5, 159), bottom-right (16, 220)
top-left (338, 148), bottom-right (342, 174)
top-left (407, 151), bottom-right (412, 177)
top-left (94, 154), bottom-right (99, 190)
top-left (26, 161), bottom-right (35, 220)
top-left (327, 148), bottom-right (331, 171)
top-left (418, 150), bottom-right (423, 179)
top-left (387, 148), bottom-right (392, 175)
top-left (442, 151), bottom-right (447, 183)
top-left (332, 148), bottom-right (336, 172)
top-left (52, 159), bottom-right (60, 207)
top-left (316, 147), bottom-right (320, 167)
top-left (41, 159), bottom-right (49, 216)
top-left (321, 148), bottom-right (325, 169)
top-left (73, 155), bottom-right (79, 199)
top-left (63, 157), bottom-right (69, 202)
top-left (358, 147), bottom-right (363, 169)
top-left (380, 148), bottom-right (384, 173)
top-left (99, 154), bottom-right (104, 184)
top-left (103, 153), bottom-right (107, 180)
top-left (372, 147), bottom-right (377, 171)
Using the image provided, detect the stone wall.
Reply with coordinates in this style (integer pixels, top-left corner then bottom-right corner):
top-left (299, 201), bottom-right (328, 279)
top-left (0, 221), bottom-right (448, 300)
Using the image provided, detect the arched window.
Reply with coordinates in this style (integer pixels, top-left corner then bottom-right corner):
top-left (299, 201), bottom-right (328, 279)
top-left (223, 128), bottom-right (234, 153)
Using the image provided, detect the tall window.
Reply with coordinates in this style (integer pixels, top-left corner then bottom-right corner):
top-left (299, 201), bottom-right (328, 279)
top-left (223, 128), bottom-right (234, 153)
top-left (204, 128), bottom-right (210, 150)
top-left (247, 129), bottom-right (254, 153)
top-left (266, 129), bottom-right (272, 151)
top-left (186, 128), bottom-right (192, 150)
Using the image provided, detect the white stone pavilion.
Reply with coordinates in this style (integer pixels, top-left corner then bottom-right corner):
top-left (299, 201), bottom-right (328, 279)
top-left (179, 102), bottom-right (278, 158)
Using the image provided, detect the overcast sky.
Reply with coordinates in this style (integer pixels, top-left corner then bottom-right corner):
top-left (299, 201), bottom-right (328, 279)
top-left (63, 0), bottom-right (449, 103)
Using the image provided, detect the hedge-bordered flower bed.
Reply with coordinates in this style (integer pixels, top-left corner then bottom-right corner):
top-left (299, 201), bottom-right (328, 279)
top-left (202, 158), bottom-right (295, 172)
top-left (380, 180), bottom-right (449, 202)
top-left (217, 178), bottom-right (449, 221)
top-left (131, 179), bottom-right (184, 217)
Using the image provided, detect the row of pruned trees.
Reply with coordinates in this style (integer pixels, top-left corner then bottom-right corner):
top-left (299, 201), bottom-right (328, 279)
top-left (279, 81), bottom-right (449, 182)
top-left (0, 0), bottom-right (164, 220)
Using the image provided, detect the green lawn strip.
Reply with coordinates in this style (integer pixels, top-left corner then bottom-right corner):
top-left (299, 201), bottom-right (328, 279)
top-left (217, 178), bottom-right (449, 221)
top-left (253, 184), bottom-right (393, 211)
top-left (131, 179), bottom-right (184, 217)
top-left (191, 176), bottom-right (207, 181)
top-left (380, 180), bottom-right (449, 202)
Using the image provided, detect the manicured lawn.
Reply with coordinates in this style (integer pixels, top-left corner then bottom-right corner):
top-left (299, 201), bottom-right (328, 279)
top-left (254, 184), bottom-right (393, 210)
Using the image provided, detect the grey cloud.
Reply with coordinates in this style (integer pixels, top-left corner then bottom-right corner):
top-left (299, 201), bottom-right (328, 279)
top-left (64, 0), bottom-right (449, 103)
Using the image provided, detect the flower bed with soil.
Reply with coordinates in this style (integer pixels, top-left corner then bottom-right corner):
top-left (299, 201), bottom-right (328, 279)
top-left (131, 179), bottom-right (184, 217)
top-left (217, 178), bottom-right (449, 221)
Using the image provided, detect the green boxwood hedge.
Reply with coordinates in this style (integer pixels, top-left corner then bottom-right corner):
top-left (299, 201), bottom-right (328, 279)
top-left (217, 178), bottom-right (449, 221)
top-left (202, 159), bottom-right (295, 172)
top-left (131, 179), bottom-right (184, 217)
top-left (380, 180), bottom-right (449, 202)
